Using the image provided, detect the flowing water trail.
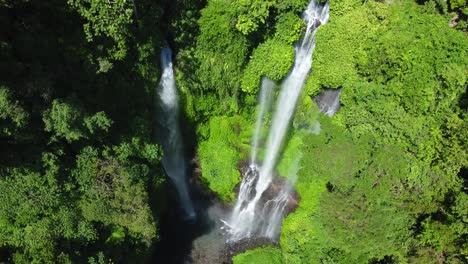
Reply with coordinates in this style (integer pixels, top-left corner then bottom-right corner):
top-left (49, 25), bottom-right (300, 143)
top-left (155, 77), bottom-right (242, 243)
top-left (157, 47), bottom-right (196, 220)
top-left (251, 77), bottom-right (275, 165)
top-left (260, 152), bottom-right (302, 239)
top-left (227, 1), bottom-right (329, 241)
top-left (231, 77), bottom-right (275, 224)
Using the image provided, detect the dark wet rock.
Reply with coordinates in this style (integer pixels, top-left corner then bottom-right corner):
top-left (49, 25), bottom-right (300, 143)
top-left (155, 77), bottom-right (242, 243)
top-left (221, 237), bottom-right (277, 263)
top-left (235, 162), bottom-right (301, 218)
top-left (189, 204), bottom-right (231, 264)
top-left (191, 231), bottom-right (277, 264)
top-left (314, 19), bottom-right (322, 28)
top-left (449, 11), bottom-right (462, 28)
top-left (185, 160), bottom-right (301, 263)
top-left (313, 88), bottom-right (342, 117)
top-left (259, 177), bottom-right (300, 214)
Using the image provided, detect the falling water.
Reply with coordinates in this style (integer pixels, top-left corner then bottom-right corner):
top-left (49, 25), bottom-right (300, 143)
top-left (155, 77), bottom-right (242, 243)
top-left (260, 153), bottom-right (302, 239)
top-left (157, 47), bottom-right (196, 220)
top-left (251, 77), bottom-right (275, 165)
top-left (227, 1), bottom-right (329, 241)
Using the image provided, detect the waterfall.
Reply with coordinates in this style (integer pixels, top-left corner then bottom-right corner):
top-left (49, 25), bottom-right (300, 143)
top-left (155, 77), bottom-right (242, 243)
top-left (157, 47), bottom-right (196, 220)
top-left (230, 77), bottom-right (275, 224)
top-left (260, 153), bottom-right (302, 239)
top-left (251, 77), bottom-right (275, 165)
top-left (227, 1), bottom-right (329, 241)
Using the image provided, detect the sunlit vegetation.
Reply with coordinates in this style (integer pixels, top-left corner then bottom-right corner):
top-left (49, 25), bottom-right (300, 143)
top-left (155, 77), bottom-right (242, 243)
top-left (198, 115), bottom-right (251, 201)
top-left (233, 0), bottom-right (467, 263)
top-left (0, 0), bottom-right (165, 262)
top-left (1, 0), bottom-right (467, 262)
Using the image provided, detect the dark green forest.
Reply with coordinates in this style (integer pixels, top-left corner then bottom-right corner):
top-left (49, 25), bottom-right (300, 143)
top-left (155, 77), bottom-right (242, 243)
top-left (0, 0), bottom-right (467, 263)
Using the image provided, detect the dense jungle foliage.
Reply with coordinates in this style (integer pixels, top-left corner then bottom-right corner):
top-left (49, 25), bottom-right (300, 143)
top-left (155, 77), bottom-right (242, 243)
top-left (0, 0), bottom-right (467, 263)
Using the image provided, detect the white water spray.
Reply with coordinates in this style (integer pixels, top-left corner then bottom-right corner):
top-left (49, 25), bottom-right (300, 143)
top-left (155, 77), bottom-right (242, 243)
top-left (227, 1), bottom-right (329, 241)
top-left (157, 47), bottom-right (196, 220)
top-left (251, 77), bottom-right (275, 165)
top-left (260, 153), bottom-right (302, 239)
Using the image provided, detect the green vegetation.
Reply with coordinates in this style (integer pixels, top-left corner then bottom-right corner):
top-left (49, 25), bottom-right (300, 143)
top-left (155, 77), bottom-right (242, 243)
top-left (234, 0), bottom-right (467, 263)
top-left (241, 38), bottom-right (295, 93)
top-left (68, 0), bottom-right (135, 60)
top-left (74, 144), bottom-right (159, 243)
top-left (198, 115), bottom-right (251, 201)
top-left (233, 246), bottom-right (284, 264)
top-left (0, 86), bottom-right (29, 136)
top-left (0, 0), bottom-right (167, 262)
top-left (1, 0), bottom-right (467, 263)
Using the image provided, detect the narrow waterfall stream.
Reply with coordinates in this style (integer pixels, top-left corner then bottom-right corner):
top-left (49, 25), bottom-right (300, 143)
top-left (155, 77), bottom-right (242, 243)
top-left (156, 47), bottom-right (196, 220)
top-left (260, 153), bottom-right (302, 239)
top-left (154, 1), bottom-right (330, 261)
top-left (250, 77), bottom-right (275, 165)
top-left (227, 1), bottom-right (330, 241)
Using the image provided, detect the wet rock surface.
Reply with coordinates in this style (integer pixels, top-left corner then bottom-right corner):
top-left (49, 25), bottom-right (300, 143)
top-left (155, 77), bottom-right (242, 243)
top-left (189, 161), bottom-right (301, 263)
top-left (190, 226), bottom-right (277, 264)
top-left (152, 157), bottom-right (301, 263)
top-left (313, 88), bottom-right (342, 117)
top-left (259, 177), bottom-right (300, 214)
top-left (314, 19), bottom-right (322, 27)
top-left (189, 204), bottom-right (231, 264)
top-left (221, 237), bottom-right (277, 263)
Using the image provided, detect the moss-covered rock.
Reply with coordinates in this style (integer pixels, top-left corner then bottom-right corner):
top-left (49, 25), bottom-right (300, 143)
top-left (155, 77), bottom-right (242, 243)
top-left (233, 246), bottom-right (284, 264)
top-left (198, 115), bottom-right (251, 201)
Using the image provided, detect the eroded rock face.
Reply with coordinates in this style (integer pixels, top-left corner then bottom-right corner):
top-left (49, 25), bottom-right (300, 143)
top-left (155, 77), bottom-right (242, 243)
top-left (191, 233), bottom-right (277, 264)
top-left (259, 177), bottom-right (300, 214)
top-left (313, 88), bottom-right (342, 117)
top-left (237, 163), bottom-right (300, 212)
top-left (240, 165), bottom-right (259, 203)
top-left (222, 237), bottom-right (278, 263)
top-left (314, 19), bottom-right (322, 28)
top-left (188, 161), bottom-right (301, 264)
top-left (189, 204), bottom-right (231, 264)
top-left (235, 164), bottom-right (301, 238)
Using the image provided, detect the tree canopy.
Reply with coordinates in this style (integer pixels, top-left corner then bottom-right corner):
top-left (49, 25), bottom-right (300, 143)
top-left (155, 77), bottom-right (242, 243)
top-left (1, 0), bottom-right (467, 263)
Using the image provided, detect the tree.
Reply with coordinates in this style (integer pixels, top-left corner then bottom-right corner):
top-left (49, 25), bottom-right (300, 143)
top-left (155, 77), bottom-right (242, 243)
top-left (0, 86), bottom-right (28, 137)
top-left (68, 0), bottom-right (135, 60)
top-left (0, 154), bottom-right (96, 263)
top-left (42, 99), bottom-right (112, 143)
top-left (73, 143), bottom-right (160, 244)
top-left (234, 0), bottom-right (276, 35)
top-left (318, 145), bottom-right (413, 262)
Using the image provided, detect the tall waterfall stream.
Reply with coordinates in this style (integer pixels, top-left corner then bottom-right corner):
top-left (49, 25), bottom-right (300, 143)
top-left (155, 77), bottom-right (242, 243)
top-left (156, 47), bottom-right (196, 220)
top-left (226, 1), bottom-right (330, 241)
top-left (153, 1), bottom-right (333, 262)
